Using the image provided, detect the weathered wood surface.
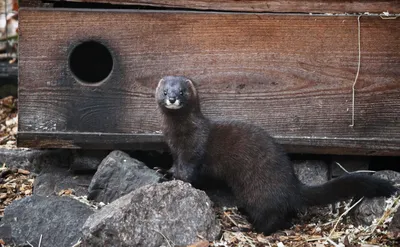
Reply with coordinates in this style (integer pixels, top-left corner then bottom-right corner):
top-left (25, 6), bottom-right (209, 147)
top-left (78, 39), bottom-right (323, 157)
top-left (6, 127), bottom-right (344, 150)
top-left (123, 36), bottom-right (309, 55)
top-left (18, 9), bottom-right (400, 155)
top-left (49, 0), bottom-right (400, 14)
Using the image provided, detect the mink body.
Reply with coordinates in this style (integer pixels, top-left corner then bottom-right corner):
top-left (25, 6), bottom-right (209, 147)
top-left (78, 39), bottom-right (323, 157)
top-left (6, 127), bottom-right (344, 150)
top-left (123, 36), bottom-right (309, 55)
top-left (155, 76), bottom-right (397, 235)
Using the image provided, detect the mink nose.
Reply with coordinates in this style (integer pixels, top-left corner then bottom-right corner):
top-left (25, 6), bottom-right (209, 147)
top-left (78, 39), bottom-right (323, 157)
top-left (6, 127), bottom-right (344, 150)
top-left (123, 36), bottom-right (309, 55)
top-left (169, 97), bottom-right (176, 104)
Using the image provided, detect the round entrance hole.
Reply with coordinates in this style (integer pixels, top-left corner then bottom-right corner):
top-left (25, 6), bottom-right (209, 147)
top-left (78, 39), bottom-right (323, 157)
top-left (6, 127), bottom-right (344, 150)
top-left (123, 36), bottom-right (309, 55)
top-left (69, 41), bottom-right (113, 84)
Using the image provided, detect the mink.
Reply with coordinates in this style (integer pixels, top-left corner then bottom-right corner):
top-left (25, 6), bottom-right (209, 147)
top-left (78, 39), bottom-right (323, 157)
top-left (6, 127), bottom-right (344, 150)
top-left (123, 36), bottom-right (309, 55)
top-left (155, 75), bottom-right (397, 235)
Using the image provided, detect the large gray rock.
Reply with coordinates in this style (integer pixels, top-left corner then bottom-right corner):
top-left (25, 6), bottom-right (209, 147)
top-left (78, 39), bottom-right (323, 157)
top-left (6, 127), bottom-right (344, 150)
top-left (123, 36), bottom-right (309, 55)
top-left (293, 160), bottom-right (329, 186)
top-left (0, 195), bottom-right (95, 247)
top-left (0, 148), bottom-right (71, 172)
top-left (87, 150), bottom-right (164, 203)
top-left (81, 180), bottom-right (221, 247)
top-left (33, 166), bottom-right (93, 197)
top-left (353, 170), bottom-right (400, 225)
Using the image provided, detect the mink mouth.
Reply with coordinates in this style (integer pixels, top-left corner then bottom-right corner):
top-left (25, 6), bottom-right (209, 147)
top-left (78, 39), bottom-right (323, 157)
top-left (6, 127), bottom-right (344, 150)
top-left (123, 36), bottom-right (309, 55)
top-left (164, 99), bottom-right (183, 109)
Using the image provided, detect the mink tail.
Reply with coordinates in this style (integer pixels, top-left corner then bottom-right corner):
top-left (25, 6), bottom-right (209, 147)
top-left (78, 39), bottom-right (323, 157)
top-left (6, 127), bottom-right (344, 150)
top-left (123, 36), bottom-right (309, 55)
top-left (301, 173), bottom-right (398, 207)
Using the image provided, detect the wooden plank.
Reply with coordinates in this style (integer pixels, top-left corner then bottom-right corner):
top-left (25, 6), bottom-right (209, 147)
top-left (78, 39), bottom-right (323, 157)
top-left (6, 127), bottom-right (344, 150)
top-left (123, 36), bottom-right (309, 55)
top-left (18, 8), bottom-right (400, 155)
top-left (17, 132), bottom-right (400, 156)
top-left (48, 0), bottom-right (400, 14)
top-left (17, 132), bottom-right (167, 150)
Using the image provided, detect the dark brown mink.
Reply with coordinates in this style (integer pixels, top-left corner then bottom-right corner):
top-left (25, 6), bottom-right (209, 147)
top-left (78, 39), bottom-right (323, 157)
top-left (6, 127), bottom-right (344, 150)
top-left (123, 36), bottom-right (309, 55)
top-left (155, 75), bottom-right (397, 235)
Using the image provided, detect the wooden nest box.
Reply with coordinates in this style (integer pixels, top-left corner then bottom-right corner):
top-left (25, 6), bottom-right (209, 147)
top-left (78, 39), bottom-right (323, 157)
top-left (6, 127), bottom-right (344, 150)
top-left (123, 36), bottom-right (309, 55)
top-left (17, 0), bottom-right (400, 155)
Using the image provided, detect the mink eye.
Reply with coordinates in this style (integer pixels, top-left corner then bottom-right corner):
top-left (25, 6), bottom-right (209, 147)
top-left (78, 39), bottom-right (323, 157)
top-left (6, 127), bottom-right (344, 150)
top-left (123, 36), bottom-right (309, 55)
top-left (163, 90), bottom-right (167, 95)
top-left (179, 90), bottom-right (183, 95)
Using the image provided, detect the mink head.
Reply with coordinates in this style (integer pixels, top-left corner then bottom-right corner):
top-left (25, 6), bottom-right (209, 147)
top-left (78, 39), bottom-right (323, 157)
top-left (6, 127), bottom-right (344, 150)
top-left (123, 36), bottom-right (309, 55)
top-left (156, 76), bottom-right (199, 112)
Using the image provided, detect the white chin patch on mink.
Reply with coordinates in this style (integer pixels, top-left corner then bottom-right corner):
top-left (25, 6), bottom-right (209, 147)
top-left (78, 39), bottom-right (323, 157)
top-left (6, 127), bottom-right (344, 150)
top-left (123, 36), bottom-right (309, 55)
top-left (165, 99), bottom-right (183, 109)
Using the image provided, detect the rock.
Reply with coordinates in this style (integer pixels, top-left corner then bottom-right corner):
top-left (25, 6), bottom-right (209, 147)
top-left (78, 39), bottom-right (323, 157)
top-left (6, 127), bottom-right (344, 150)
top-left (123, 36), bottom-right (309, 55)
top-left (373, 170), bottom-right (400, 184)
top-left (0, 224), bottom-right (12, 244)
top-left (33, 166), bottom-right (93, 197)
top-left (0, 195), bottom-right (95, 247)
top-left (87, 150), bottom-right (164, 203)
top-left (0, 148), bottom-right (71, 172)
top-left (388, 207), bottom-right (400, 239)
top-left (293, 160), bottom-right (335, 217)
top-left (293, 160), bottom-right (329, 186)
top-left (70, 149), bottom-right (109, 172)
top-left (352, 170), bottom-right (400, 225)
top-left (331, 156), bottom-right (370, 177)
top-left (81, 180), bottom-right (220, 247)
top-left (352, 197), bottom-right (386, 226)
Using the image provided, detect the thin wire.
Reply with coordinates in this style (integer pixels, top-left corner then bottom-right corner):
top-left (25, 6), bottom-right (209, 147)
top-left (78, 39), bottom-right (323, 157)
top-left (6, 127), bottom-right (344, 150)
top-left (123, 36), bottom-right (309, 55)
top-left (350, 15), bottom-right (362, 127)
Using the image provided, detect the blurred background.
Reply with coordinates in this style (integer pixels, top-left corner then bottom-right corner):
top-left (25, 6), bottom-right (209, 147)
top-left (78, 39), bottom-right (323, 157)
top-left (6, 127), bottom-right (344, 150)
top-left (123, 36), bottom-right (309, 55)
top-left (0, 0), bottom-right (18, 98)
top-left (0, 0), bottom-right (18, 148)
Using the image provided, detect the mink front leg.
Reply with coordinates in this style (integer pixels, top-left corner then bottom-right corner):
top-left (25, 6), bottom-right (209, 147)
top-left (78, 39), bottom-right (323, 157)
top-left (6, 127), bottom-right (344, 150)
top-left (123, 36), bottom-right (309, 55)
top-left (169, 158), bottom-right (205, 188)
top-left (171, 161), bottom-right (223, 191)
top-left (170, 162), bottom-right (197, 182)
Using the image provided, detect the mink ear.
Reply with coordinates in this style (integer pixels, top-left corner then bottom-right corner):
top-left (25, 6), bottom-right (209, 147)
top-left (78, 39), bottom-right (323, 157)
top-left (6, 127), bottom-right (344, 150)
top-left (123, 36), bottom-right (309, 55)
top-left (186, 79), bottom-right (197, 96)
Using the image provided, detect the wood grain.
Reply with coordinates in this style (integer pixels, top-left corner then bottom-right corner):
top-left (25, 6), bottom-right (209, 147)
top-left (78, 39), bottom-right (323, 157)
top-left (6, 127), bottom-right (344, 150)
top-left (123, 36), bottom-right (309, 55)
top-left (18, 8), bottom-right (400, 155)
top-left (48, 0), bottom-right (400, 14)
top-left (17, 132), bottom-right (400, 156)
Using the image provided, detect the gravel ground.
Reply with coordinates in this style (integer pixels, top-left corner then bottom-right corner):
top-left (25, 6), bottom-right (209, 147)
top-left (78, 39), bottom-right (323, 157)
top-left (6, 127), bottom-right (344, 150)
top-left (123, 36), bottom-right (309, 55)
top-left (0, 96), bottom-right (17, 149)
top-left (0, 166), bottom-right (34, 219)
top-left (211, 200), bottom-right (400, 247)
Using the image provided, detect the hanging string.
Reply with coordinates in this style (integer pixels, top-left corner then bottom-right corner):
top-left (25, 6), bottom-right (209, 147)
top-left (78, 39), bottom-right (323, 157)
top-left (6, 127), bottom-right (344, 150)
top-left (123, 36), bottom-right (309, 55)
top-left (350, 15), bottom-right (362, 127)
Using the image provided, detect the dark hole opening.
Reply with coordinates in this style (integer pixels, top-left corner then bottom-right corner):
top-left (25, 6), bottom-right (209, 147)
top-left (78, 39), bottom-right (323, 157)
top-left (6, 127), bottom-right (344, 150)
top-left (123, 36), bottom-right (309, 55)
top-left (69, 41), bottom-right (113, 84)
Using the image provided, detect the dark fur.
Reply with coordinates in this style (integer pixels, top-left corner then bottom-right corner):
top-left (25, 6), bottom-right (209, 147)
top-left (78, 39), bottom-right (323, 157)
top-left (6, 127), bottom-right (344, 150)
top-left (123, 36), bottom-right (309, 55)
top-left (155, 76), bottom-right (397, 235)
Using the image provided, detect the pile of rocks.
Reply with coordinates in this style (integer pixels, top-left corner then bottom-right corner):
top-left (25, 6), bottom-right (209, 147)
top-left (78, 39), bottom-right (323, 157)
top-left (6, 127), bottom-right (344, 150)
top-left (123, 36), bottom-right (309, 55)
top-left (0, 148), bottom-right (399, 247)
top-left (0, 149), bottom-right (220, 247)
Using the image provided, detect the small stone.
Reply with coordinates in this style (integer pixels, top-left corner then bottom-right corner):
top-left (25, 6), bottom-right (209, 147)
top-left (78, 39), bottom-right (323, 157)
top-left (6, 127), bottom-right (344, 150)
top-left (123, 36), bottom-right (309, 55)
top-left (5, 118), bottom-right (16, 126)
top-left (17, 168), bottom-right (30, 175)
top-left (23, 189), bottom-right (32, 195)
top-left (10, 126), bottom-right (17, 135)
